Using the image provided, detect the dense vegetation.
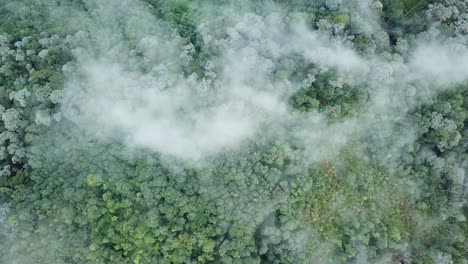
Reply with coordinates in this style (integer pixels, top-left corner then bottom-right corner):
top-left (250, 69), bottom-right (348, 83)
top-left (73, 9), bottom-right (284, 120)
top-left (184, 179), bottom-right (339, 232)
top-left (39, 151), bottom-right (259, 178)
top-left (0, 0), bottom-right (466, 263)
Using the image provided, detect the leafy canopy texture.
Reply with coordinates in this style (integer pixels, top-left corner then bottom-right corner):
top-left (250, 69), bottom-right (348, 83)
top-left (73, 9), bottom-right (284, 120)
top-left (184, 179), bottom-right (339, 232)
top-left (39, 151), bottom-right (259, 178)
top-left (0, 0), bottom-right (467, 263)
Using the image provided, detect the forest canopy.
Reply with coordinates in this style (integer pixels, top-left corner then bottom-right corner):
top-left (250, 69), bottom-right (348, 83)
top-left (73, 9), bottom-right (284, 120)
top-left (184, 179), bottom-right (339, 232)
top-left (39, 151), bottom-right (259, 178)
top-left (0, 0), bottom-right (467, 263)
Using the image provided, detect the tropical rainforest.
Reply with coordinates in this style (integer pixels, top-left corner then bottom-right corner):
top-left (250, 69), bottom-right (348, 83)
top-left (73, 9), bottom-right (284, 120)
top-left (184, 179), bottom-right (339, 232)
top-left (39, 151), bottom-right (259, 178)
top-left (0, 0), bottom-right (467, 263)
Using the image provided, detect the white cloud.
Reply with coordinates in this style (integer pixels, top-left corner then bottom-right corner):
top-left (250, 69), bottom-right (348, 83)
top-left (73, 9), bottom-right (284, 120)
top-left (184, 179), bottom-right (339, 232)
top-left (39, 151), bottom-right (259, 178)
top-left (56, 0), bottom-right (468, 164)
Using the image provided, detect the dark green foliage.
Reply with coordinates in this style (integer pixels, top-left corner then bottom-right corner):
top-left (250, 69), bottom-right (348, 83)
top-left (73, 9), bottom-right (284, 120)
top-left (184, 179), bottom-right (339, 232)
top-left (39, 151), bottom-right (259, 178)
top-left (0, 1), bottom-right (66, 38)
top-left (289, 70), bottom-right (368, 120)
top-left (143, 0), bottom-right (210, 77)
top-left (0, 1), bottom-right (466, 264)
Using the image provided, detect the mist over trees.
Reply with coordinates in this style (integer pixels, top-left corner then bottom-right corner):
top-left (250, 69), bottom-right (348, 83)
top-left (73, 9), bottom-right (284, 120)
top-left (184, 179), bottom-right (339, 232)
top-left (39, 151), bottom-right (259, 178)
top-left (0, 0), bottom-right (467, 263)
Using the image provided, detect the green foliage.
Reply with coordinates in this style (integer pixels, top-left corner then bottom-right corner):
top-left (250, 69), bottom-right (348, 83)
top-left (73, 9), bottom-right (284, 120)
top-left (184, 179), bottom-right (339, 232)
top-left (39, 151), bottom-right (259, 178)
top-left (0, 1), bottom-right (466, 264)
top-left (289, 69), bottom-right (368, 120)
top-left (332, 14), bottom-right (350, 26)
